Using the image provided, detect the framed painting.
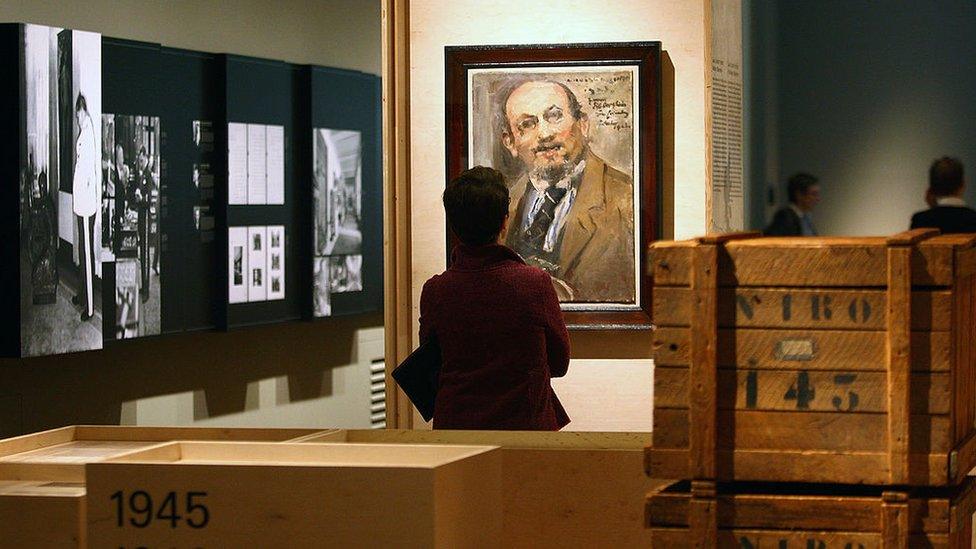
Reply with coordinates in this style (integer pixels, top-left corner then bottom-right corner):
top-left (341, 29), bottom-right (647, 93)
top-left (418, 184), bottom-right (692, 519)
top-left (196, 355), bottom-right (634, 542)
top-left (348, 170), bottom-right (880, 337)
top-left (445, 42), bottom-right (661, 329)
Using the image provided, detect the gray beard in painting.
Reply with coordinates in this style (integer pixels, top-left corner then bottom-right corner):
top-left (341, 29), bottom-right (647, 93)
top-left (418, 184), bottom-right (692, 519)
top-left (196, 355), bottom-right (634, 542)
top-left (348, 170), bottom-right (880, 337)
top-left (528, 147), bottom-right (583, 186)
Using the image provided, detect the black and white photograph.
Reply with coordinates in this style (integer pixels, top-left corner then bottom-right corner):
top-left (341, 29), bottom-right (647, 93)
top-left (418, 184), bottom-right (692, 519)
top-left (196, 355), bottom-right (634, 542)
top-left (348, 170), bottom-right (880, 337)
top-left (193, 205), bottom-right (214, 232)
top-left (233, 248), bottom-right (243, 285)
top-left (192, 162), bottom-right (213, 190)
top-left (312, 128), bottom-right (363, 317)
top-left (266, 224), bottom-right (285, 301)
top-left (314, 128), bottom-right (362, 256)
top-left (101, 113), bottom-right (161, 339)
top-left (19, 24), bottom-right (103, 356)
top-left (328, 255), bottom-right (363, 294)
top-left (247, 225), bottom-right (267, 302)
top-left (192, 119), bottom-right (213, 152)
top-left (313, 257), bottom-right (331, 317)
top-left (228, 227), bottom-right (248, 304)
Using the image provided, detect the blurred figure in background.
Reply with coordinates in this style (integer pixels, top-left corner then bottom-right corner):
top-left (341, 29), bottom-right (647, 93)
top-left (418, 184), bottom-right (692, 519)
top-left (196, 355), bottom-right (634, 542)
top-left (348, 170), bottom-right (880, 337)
top-left (911, 157), bottom-right (976, 234)
top-left (765, 173), bottom-right (821, 236)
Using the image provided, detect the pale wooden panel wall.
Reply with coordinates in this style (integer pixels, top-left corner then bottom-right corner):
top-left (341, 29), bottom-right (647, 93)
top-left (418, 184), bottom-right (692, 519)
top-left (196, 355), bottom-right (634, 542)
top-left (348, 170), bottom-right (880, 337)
top-left (407, 0), bottom-right (708, 430)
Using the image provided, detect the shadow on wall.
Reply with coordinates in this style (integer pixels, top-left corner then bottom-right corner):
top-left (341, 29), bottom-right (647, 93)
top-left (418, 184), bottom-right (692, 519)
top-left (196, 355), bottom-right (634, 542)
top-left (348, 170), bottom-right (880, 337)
top-left (0, 312), bottom-right (381, 437)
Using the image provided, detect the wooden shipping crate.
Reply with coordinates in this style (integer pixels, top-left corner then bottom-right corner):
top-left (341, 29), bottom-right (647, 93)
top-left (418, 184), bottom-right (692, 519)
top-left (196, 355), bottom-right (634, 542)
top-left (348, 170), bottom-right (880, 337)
top-left (293, 429), bottom-right (658, 548)
top-left (85, 441), bottom-right (502, 548)
top-left (0, 425), bottom-right (320, 548)
top-left (646, 478), bottom-right (976, 548)
top-left (647, 231), bottom-right (976, 486)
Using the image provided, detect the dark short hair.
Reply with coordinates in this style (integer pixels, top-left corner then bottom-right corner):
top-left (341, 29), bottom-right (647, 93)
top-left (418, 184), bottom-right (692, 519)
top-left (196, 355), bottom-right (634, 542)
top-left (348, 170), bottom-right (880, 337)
top-left (787, 172), bottom-right (819, 204)
top-left (443, 166), bottom-right (509, 246)
top-left (929, 157), bottom-right (964, 197)
top-left (74, 93), bottom-right (87, 114)
top-left (494, 79), bottom-right (585, 138)
top-left (138, 146), bottom-right (147, 158)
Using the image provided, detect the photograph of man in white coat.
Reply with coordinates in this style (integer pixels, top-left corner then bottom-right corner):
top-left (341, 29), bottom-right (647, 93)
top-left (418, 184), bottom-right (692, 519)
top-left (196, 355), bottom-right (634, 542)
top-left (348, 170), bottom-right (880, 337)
top-left (72, 93), bottom-right (100, 321)
top-left (18, 24), bottom-right (103, 356)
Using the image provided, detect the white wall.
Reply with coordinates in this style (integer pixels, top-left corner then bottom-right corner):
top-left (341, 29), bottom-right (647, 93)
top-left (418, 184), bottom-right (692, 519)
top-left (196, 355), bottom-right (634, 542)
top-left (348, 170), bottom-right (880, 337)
top-left (409, 0), bottom-right (711, 431)
top-left (0, 0), bottom-right (381, 74)
top-left (750, 0), bottom-right (976, 235)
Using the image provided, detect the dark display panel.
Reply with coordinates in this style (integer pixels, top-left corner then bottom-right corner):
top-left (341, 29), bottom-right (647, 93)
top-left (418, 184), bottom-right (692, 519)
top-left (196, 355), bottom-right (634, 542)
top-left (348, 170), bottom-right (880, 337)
top-left (2, 24), bottom-right (382, 355)
top-left (159, 47), bottom-right (222, 332)
top-left (219, 55), bottom-right (309, 329)
top-left (309, 67), bottom-right (382, 319)
top-left (101, 38), bottom-right (166, 339)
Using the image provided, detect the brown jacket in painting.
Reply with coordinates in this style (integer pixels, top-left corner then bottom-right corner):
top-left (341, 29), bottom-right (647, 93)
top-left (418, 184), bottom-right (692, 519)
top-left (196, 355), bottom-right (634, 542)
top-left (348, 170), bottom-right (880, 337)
top-left (506, 151), bottom-right (635, 303)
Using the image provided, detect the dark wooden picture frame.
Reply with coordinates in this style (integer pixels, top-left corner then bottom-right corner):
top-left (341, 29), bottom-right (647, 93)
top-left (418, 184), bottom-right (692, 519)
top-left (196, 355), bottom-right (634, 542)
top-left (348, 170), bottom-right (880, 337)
top-left (445, 42), bottom-right (661, 330)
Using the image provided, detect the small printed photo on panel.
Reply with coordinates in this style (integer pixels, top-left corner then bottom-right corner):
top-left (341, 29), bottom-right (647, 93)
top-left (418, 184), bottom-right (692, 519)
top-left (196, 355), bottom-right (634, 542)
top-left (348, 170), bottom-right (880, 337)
top-left (266, 225), bottom-right (285, 301)
top-left (192, 162), bottom-right (213, 189)
top-left (314, 128), bottom-right (363, 256)
top-left (192, 120), bottom-right (214, 152)
top-left (252, 268), bottom-right (263, 287)
top-left (252, 232), bottom-right (262, 251)
top-left (233, 247), bottom-right (244, 285)
top-left (313, 257), bottom-right (332, 317)
top-left (328, 255), bottom-right (363, 293)
top-left (19, 24), bottom-right (104, 356)
top-left (228, 227), bottom-right (248, 304)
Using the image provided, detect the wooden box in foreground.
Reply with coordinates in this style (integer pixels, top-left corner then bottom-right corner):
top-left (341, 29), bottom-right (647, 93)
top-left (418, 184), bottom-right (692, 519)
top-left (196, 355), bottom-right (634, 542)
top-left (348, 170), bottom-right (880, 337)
top-left (647, 231), bottom-right (976, 485)
top-left (647, 479), bottom-right (976, 548)
top-left (294, 429), bottom-right (658, 548)
top-left (0, 425), bottom-right (319, 548)
top-left (85, 441), bottom-right (502, 548)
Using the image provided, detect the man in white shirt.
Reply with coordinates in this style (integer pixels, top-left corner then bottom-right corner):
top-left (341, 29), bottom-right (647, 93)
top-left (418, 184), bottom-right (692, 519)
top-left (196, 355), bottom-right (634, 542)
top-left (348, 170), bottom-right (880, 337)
top-left (910, 157), bottom-right (976, 234)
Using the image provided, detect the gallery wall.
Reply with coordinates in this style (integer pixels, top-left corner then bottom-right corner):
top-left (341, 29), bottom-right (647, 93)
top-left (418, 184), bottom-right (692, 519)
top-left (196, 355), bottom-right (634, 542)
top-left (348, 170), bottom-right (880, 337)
top-left (746, 0), bottom-right (976, 235)
top-left (409, 0), bottom-right (712, 431)
top-left (0, 0), bottom-right (383, 437)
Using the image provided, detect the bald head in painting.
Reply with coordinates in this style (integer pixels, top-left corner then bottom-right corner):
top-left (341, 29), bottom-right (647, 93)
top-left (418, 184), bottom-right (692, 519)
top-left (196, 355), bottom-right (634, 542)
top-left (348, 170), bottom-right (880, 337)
top-left (497, 78), bottom-right (635, 304)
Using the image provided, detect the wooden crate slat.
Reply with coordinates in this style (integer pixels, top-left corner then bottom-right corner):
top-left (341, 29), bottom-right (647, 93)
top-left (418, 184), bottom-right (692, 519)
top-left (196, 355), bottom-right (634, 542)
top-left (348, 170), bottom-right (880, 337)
top-left (886, 244), bottom-right (913, 485)
top-left (688, 244), bottom-right (719, 480)
top-left (651, 409), bottom-right (950, 453)
top-left (650, 528), bottom-right (944, 548)
top-left (649, 235), bottom-right (976, 287)
top-left (646, 448), bottom-right (954, 486)
top-left (654, 366), bottom-right (951, 414)
top-left (652, 327), bottom-right (951, 372)
top-left (652, 287), bottom-right (952, 331)
top-left (646, 480), bottom-right (969, 533)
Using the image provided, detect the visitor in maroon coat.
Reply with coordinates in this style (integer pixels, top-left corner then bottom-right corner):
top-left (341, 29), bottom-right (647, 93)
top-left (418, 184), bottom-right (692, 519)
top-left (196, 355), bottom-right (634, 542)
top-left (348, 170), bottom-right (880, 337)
top-left (420, 166), bottom-right (571, 430)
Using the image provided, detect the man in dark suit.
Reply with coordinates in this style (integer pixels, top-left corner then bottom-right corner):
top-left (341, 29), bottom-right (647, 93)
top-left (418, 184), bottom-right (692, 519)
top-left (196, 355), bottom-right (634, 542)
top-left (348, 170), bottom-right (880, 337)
top-left (765, 173), bottom-right (821, 236)
top-left (910, 157), bottom-right (976, 234)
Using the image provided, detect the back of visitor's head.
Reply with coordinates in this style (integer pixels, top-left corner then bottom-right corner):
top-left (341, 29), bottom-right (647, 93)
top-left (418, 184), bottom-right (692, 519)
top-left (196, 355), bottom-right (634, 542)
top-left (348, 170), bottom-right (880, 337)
top-left (929, 157), bottom-right (964, 197)
top-left (787, 172), bottom-right (819, 205)
top-left (443, 166), bottom-right (509, 246)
